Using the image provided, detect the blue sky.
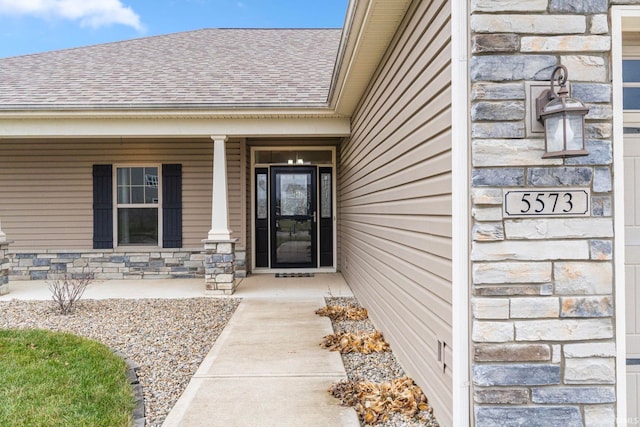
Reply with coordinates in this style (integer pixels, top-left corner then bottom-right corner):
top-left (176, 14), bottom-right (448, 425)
top-left (0, 0), bottom-right (349, 58)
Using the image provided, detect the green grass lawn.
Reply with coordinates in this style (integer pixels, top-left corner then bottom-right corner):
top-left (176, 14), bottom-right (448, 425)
top-left (0, 329), bottom-right (135, 427)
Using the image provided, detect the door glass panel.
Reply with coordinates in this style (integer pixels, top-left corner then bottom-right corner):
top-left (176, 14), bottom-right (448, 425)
top-left (279, 174), bottom-right (310, 216)
top-left (255, 150), bottom-right (332, 165)
top-left (275, 218), bottom-right (312, 264)
top-left (272, 168), bottom-right (315, 267)
top-left (321, 173), bottom-right (331, 218)
top-left (257, 173), bottom-right (268, 219)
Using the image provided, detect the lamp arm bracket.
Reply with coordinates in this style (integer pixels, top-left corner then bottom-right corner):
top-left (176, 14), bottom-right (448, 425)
top-left (536, 65), bottom-right (569, 122)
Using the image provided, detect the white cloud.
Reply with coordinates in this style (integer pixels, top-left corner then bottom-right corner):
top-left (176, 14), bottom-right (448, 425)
top-left (0, 0), bottom-right (145, 31)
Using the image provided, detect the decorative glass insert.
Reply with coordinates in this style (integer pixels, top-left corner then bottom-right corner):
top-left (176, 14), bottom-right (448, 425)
top-left (279, 174), bottom-right (310, 216)
top-left (257, 173), bottom-right (268, 219)
top-left (321, 173), bottom-right (331, 218)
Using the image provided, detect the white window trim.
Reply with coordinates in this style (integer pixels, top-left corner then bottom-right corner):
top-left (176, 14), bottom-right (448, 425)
top-left (112, 164), bottom-right (163, 248)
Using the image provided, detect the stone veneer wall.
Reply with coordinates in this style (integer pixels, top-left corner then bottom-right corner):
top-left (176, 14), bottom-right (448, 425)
top-left (0, 241), bottom-right (10, 294)
top-left (470, 0), bottom-right (619, 425)
top-left (8, 248), bottom-right (247, 281)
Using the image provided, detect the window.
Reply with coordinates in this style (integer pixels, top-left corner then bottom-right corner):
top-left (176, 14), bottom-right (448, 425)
top-left (624, 59), bottom-right (640, 110)
top-left (116, 166), bottom-right (159, 245)
top-left (93, 164), bottom-right (181, 249)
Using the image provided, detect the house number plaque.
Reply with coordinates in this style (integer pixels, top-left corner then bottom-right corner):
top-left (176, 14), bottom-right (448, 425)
top-left (503, 189), bottom-right (590, 218)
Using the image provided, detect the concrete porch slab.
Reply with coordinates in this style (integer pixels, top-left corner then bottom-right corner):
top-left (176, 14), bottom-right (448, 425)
top-left (0, 273), bottom-right (353, 300)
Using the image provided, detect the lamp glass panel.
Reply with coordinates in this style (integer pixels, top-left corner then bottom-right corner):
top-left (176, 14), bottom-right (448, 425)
top-left (566, 114), bottom-right (584, 151)
top-left (544, 114), bottom-right (564, 153)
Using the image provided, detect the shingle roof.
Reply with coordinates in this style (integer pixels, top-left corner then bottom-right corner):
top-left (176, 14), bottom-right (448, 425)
top-left (0, 28), bottom-right (342, 109)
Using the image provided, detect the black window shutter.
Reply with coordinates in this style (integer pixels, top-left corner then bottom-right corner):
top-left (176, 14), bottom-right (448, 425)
top-left (162, 164), bottom-right (182, 248)
top-left (93, 165), bottom-right (113, 249)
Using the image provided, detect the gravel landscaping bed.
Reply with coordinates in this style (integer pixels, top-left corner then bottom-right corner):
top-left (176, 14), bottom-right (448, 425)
top-left (326, 297), bottom-right (440, 427)
top-left (0, 297), bottom-right (240, 427)
top-left (1, 293), bottom-right (439, 427)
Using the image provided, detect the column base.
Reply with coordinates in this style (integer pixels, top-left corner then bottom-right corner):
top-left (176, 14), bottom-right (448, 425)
top-left (204, 281), bottom-right (238, 296)
top-left (0, 240), bottom-right (12, 295)
top-left (203, 239), bottom-right (238, 295)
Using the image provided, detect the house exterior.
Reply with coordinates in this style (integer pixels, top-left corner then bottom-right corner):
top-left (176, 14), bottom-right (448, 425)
top-left (2, 0), bottom-right (640, 425)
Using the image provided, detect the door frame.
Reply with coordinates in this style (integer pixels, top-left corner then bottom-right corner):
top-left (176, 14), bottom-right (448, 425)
top-left (612, 6), bottom-right (640, 420)
top-left (270, 166), bottom-right (318, 269)
top-left (250, 146), bottom-right (337, 273)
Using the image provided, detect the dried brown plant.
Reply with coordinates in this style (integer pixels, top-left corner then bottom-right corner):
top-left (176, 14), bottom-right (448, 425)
top-left (321, 331), bottom-right (390, 354)
top-left (315, 305), bottom-right (369, 321)
top-left (330, 376), bottom-right (431, 425)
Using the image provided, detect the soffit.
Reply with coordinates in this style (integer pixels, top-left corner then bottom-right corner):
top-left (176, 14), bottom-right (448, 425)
top-left (330, 0), bottom-right (413, 116)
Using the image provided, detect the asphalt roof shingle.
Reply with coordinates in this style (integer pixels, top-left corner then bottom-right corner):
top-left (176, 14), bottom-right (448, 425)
top-left (0, 28), bottom-right (342, 108)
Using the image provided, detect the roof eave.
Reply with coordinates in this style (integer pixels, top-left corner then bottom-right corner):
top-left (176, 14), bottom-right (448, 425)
top-left (328, 0), bottom-right (412, 116)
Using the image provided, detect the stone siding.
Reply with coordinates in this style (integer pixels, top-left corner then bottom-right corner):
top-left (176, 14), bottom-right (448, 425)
top-left (470, 1), bottom-right (617, 425)
top-left (8, 248), bottom-right (247, 281)
top-left (203, 240), bottom-right (239, 295)
top-left (0, 242), bottom-right (10, 294)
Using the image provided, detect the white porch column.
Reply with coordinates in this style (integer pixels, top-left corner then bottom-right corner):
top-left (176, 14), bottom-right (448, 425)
top-left (207, 135), bottom-right (232, 240)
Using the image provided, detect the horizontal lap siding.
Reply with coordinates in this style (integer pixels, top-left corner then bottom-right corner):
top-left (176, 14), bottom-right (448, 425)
top-left (339, 0), bottom-right (453, 425)
top-left (225, 140), bottom-right (243, 247)
top-left (0, 139), bottom-right (242, 249)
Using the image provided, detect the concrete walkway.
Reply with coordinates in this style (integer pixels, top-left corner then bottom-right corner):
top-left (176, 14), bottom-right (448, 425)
top-left (1, 273), bottom-right (360, 427)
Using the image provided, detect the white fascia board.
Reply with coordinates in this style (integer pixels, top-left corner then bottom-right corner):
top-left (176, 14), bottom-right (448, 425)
top-left (0, 116), bottom-right (351, 139)
top-left (0, 107), bottom-right (340, 120)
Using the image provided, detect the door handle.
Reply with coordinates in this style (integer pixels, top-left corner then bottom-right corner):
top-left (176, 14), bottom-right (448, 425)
top-left (312, 211), bottom-right (317, 223)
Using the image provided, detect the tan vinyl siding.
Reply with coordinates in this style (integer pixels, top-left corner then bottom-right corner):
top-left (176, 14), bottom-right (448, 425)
top-left (245, 139), bottom-right (253, 269)
top-left (226, 140), bottom-right (243, 246)
top-left (338, 0), bottom-right (453, 425)
top-left (0, 139), bottom-right (243, 249)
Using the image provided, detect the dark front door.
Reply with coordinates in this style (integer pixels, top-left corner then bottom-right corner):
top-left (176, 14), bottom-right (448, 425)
top-left (270, 167), bottom-right (317, 268)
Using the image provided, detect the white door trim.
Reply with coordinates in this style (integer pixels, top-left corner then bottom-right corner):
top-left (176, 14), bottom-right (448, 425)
top-left (250, 146), bottom-right (337, 273)
top-left (612, 6), bottom-right (640, 421)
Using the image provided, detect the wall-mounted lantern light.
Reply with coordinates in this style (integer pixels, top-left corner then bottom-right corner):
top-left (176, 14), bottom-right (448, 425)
top-left (535, 65), bottom-right (589, 159)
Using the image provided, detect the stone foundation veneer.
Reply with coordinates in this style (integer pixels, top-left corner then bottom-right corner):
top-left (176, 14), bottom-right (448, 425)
top-left (0, 241), bottom-right (11, 295)
top-left (203, 239), bottom-right (238, 295)
top-left (470, 0), bottom-right (618, 425)
top-left (8, 247), bottom-right (247, 282)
